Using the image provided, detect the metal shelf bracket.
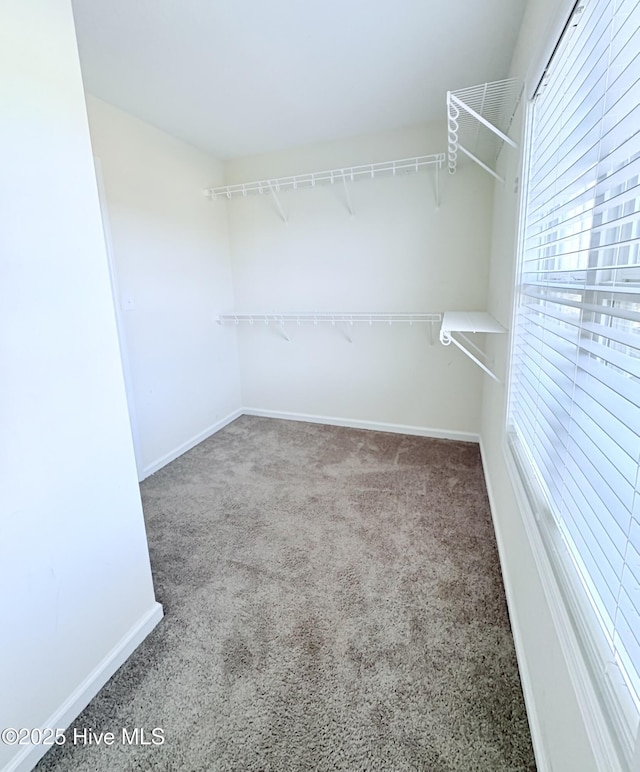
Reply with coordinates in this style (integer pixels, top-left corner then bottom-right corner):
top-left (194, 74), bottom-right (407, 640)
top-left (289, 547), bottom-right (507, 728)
top-left (439, 311), bottom-right (507, 382)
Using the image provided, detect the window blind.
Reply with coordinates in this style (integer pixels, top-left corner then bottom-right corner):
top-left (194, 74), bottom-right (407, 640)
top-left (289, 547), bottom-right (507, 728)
top-left (508, 0), bottom-right (640, 762)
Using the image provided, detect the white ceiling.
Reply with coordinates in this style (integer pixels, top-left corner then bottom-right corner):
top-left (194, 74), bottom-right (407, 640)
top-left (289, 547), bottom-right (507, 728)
top-left (71, 0), bottom-right (527, 160)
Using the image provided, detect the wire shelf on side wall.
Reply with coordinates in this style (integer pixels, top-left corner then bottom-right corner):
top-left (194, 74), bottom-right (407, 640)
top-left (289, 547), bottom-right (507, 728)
top-left (439, 311), bottom-right (507, 381)
top-left (447, 79), bottom-right (522, 182)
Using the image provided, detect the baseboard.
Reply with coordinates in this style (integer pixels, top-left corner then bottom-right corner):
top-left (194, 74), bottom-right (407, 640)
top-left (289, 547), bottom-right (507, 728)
top-left (478, 438), bottom-right (551, 772)
top-left (242, 408), bottom-right (480, 443)
top-left (140, 408), bottom-right (243, 480)
top-left (139, 406), bottom-right (477, 482)
top-left (4, 602), bottom-right (164, 772)
top-left (500, 439), bottom-right (626, 771)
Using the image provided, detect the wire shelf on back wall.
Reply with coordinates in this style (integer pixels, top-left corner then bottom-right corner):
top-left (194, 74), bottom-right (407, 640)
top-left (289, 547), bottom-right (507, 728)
top-left (204, 156), bottom-right (444, 200)
top-left (203, 154), bottom-right (445, 218)
top-left (217, 311), bottom-right (443, 343)
top-left (447, 78), bottom-right (522, 182)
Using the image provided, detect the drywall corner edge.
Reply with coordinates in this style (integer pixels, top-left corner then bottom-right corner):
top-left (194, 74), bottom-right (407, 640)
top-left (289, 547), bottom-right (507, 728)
top-left (478, 438), bottom-right (550, 772)
top-left (4, 602), bottom-right (163, 772)
top-left (242, 408), bottom-right (480, 443)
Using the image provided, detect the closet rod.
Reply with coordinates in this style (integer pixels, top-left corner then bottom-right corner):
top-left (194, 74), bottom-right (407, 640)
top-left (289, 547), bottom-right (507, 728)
top-left (204, 154), bottom-right (445, 200)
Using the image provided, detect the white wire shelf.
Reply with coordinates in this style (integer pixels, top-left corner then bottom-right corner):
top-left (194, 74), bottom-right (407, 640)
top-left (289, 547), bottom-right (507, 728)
top-left (218, 312), bottom-right (442, 343)
top-left (205, 156), bottom-right (444, 199)
top-left (203, 154), bottom-right (445, 217)
top-left (447, 79), bottom-right (521, 182)
top-left (439, 311), bottom-right (507, 381)
top-left (219, 312), bottom-right (441, 324)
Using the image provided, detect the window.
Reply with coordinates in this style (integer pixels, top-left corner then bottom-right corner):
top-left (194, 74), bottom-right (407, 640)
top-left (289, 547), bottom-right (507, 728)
top-left (507, 0), bottom-right (640, 765)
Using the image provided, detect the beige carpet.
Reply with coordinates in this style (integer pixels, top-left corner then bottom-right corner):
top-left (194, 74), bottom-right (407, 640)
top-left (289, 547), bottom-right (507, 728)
top-left (37, 416), bottom-right (536, 771)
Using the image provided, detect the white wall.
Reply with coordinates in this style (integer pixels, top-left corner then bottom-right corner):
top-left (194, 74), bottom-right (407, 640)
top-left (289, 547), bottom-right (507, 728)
top-left (480, 0), bottom-right (599, 769)
top-left (0, 2), bottom-right (162, 770)
top-left (85, 96), bottom-right (242, 479)
top-left (225, 124), bottom-right (493, 437)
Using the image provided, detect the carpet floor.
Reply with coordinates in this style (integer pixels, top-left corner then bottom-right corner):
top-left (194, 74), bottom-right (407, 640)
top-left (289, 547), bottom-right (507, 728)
top-left (37, 416), bottom-right (536, 771)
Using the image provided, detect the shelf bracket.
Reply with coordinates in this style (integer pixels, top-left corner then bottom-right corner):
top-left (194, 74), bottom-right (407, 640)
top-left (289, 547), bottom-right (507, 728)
top-left (427, 320), bottom-right (435, 346)
top-left (439, 311), bottom-right (507, 382)
top-left (441, 332), bottom-right (500, 382)
top-left (342, 174), bottom-right (354, 216)
top-left (277, 321), bottom-right (291, 342)
top-left (340, 321), bottom-right (354, 343)
top-left (457, 143), bottom-right (505, 183)
top-left (267, 181), bottom-right (288, 223)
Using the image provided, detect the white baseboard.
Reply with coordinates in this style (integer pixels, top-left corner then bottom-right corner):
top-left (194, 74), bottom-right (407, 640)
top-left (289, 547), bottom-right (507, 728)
top-left (4, 602), bottom-right (164, 772)
top-left (478, 439), bottom-right (550, 772)
top-left (242, 408), bottom-right (480, 443)
top-left (140, 408), bottom-right (479, 481)
top-left (141, 408), bottom-right (243, 480)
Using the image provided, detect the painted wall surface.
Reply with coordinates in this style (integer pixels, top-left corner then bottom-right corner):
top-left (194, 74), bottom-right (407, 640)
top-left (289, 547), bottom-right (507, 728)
top-left (85, 96), bottom-right (242, 479)
top-left (225, 125), bottom-right (493, 436)
top-left (480, 0), bottom-right (599, 769)
top-left (0, 2), bottom-right (161, 770)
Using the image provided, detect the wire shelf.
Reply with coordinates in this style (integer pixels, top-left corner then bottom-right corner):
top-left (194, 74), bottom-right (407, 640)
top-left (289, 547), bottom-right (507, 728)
top-left (218, 312), bottom-right (442, 325)
top-left (203, 155), bottom-right (445, 201)
top-left (217, 312), bottom-right (443, 343)
top-left (439, 311), bottom-right (507, 381)
top-left (447, 79), bottom-right (521, 182)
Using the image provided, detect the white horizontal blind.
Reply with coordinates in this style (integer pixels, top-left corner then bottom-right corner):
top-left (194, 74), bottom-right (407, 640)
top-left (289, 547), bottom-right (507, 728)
top-left (508, 0), bottom-right (640, 762)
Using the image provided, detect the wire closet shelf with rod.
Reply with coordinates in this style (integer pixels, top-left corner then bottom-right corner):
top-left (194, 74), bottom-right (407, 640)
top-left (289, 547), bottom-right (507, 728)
top-left (203, 153), bottom-right (446, 217)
